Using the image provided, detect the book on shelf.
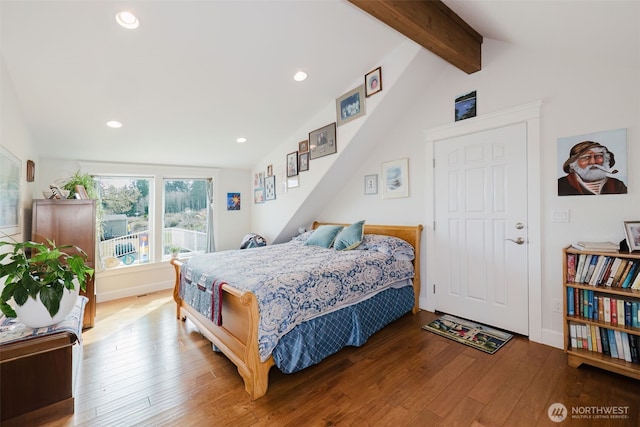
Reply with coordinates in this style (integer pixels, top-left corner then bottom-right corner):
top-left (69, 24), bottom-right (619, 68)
top-left (583, 255), bottom-right (600, 283)
top-left (608, 329), bottom-right (619, 358)
top-left (629, 334), bottom-right (640, 363)
top-left (589, 256), bottom-right (607, 285)
top-left (572, 241), bottom-right (620, 252)
top-left (575, 254), bottom-right (587, 282)
top-left (566, 253), bottom-right (577, 282)
top-left (605, 257), bottom-right (623, 286)
top-left (633, 268), bottom-right (640, 289)
top-left (570, 323), bottom-right (578, 348)
top-left (621, 332), bottom-right (632, 362)
top-left (600, 327), bottom-right (611, 356)
top-left (621, 261), bottom-right (639, 288)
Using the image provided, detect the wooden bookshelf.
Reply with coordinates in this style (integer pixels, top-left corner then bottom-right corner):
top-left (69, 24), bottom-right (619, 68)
top-left (563, 246), bottom-right (640, 380)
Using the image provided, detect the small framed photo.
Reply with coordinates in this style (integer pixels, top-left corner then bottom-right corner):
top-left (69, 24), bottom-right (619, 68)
top-left (364, 174), bottom-right (378, 195)
top-left (623, 220), bottom-right (640, 251)
top-left (298, 140), bottom-right (309, 153)
top-left (26, 160), bottom-right (35, 182)
top-left (382, 158), bottom-right (409, 199)
top-left (266, 164), bottom-right (273, 176)
top-left (265, 175), bottom-right (276, 201)
top-left (299, 152), bottom-right (309, 172)
top-left (254, 188), bottom-right (265, 204)
top-left (75, 185), bottom-right (89, 199)
top-left (287, 151), bottom-right (298, 177)
top-left (287, 176), bottom-right (300, 189)
top-left (336, 85), bottom-right (366, 126)
top-left (365, 67), bottom-right (382, 97)
top-left (254, 172), bottom-right (264, 188)
top-left (227, 192), bottom-right (241, 210)
top-left (455, 90), bottom-right (477, 121)
top-left (309, 122), bottom-right (337, 160)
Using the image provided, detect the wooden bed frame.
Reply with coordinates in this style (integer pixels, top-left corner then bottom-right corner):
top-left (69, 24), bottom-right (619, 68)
top-left (170, 222), bottom-right (423, 399)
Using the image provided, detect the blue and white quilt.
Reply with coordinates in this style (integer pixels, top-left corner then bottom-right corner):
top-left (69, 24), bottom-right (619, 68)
top-left (180, 236), bottom-right (415, 362)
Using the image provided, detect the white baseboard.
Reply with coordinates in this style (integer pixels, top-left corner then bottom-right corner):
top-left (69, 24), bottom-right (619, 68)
top-left (541, 328), bottom-right (564, 349)
top-left (96, 281), bottom-right (173, 303)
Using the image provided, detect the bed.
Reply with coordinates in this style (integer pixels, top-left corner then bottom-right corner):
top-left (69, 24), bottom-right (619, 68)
top-left (170, 221), bottom-right (423, 399)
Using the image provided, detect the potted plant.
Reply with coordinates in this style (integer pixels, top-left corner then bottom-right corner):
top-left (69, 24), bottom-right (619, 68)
top-left (169, 246), bottom-right (181, 258)
top-left (0, 239), bottom-right (94, 327)
top-left (60, 170), bottom-right (98, 199)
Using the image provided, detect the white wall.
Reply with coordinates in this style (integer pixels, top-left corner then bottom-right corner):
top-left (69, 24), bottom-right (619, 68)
top-left (0, 53), bottom-right (39, 243)
top-left (313, 38), bottom-right (639, 349)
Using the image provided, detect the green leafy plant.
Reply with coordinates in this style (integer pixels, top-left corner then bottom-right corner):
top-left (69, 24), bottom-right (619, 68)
top-left (60, 170), bottom-right (97, 199)
top-left (0, 239), bottom-right (94, 318)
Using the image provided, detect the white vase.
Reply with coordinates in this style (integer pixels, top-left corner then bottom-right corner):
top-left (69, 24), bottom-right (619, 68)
top-left (14, 281), bottom-right (80, 328)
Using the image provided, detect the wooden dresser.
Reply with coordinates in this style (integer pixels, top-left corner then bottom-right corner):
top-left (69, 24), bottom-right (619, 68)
top-left (32, 199), bottom-right (97, 328)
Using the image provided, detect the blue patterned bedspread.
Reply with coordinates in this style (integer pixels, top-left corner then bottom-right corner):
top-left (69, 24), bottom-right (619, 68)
top-left (180, 239), bottom-right (414, 362)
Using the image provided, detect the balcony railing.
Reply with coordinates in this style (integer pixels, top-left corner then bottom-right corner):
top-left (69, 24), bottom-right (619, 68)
top-left (99, 228), bottom-right (206, 268)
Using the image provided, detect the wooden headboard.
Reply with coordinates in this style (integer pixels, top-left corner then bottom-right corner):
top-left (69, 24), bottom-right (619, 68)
top-left (312, 221), bottom-right (423, 313)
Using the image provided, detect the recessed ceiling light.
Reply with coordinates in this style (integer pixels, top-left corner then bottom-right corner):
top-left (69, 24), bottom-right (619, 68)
top-left (293, 71), bottom-right (308, 82)
top-left (106, 120), bottom-right (122, 128)
top-left (116, 11), bottom-right (139, 29)
top-left (236, 137), bottom-right (247, 143)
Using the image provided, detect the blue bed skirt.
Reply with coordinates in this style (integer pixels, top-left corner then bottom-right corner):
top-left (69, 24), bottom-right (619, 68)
top-left (272, 285), bottom-right (415, 374)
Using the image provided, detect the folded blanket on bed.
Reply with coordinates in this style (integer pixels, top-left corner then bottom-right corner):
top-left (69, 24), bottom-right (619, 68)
top-left (180, 271), bottom-right (225, 326)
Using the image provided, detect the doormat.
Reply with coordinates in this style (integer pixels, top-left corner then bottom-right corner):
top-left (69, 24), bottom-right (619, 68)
top-left (422, 314), bottom-right (514, 355)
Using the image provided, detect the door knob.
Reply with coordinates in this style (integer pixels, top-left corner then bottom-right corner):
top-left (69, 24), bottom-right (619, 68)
top-left (506, 237), bottom-right (525, 245)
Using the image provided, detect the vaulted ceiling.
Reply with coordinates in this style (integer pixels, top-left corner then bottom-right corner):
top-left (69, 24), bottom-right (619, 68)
top-left (2, 1), bottom-right (637, 169)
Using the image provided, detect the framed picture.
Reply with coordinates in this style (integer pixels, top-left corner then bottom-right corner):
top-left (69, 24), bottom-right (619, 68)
top-left (365, 67), bottom-right (382, 97)
top-left (299, 152), bottom-right (309, 172)
top-left (26, 160), bottom-right (35, 182)
top-left (287, 151), bottom-right (298, 177)
top-left (455, 90), bottom-right (477, 121)
top-left (623, 221), bottom-right (640, 251)
top-left (364, 174), bottom-right (378, 195)
top-left (227, 192), bottom-right (241, 210)
top-left (298, 140), bottom-right (309, 153)
top-left (265, 175), bottom-right (276, 200)
top-left (287, 176), bottom-right (299, 189)
top-left (254, 172), bottom-right (264, 188)
top-left (266, 164), bottom-right (273, 176)
top-left (336, 85), bottom-right (366, 126)
top-left (75, 185), bottom-right (89, 199)
top-left (382, 158), bottom-right (409, 199)
top-left (254, 188), bottom-right (265, 204)
top-left (309, 122), bottom-right (337, 160)
top-left (557, 128), bottom-right (627, 196)
top-left (0, 146), bottom-right (21, 235)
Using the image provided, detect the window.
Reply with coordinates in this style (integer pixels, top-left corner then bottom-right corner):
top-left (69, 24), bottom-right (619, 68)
top-left (82, 161), bottom-right (217, 271)
top-left (163, 179), bottom-right (210, 258)
top-left (96, 176), bottom-right (153, 268)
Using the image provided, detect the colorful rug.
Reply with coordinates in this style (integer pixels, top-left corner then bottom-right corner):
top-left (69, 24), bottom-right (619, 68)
top-left (422, 314), bottom-right (514, 354)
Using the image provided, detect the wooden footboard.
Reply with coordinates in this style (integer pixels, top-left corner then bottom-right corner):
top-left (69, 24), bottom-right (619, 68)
top-left (170, 222), bottom-right (422, 399)
top-left (170, 258), bottom-right (274, 399)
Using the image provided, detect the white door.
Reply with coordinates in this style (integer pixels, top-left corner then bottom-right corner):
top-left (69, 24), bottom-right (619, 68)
top-left (434, 122), bottom-right (529, 335)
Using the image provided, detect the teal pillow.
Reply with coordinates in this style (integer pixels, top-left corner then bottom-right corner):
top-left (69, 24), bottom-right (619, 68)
top-left (305, 225), bottom-right (344, 248)
top-left (334, 220), bottom-right (365, 251)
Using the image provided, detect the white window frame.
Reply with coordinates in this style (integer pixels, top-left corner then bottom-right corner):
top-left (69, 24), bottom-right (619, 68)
top-left (80, 161), bottom-right (219, 273)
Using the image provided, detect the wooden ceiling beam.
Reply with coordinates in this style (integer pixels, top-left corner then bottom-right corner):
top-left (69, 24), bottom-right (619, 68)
top-left (348, 0), bottom-right (482, 74)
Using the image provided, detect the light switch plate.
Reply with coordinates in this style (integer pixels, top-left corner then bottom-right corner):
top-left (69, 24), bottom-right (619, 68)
top-left (552, 209), bottom-right (570, 223)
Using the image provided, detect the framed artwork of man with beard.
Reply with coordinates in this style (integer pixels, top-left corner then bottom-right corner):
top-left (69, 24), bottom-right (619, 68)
top-left (557, 128), bottom-right (628, 196)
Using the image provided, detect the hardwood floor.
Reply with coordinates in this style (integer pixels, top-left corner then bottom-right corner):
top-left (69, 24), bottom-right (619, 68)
top-left (38, 290), bottom-right (638, 427)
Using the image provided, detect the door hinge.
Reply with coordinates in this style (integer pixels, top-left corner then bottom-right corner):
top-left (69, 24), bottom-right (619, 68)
top-left (433, 284), bottom-right (436, 294)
